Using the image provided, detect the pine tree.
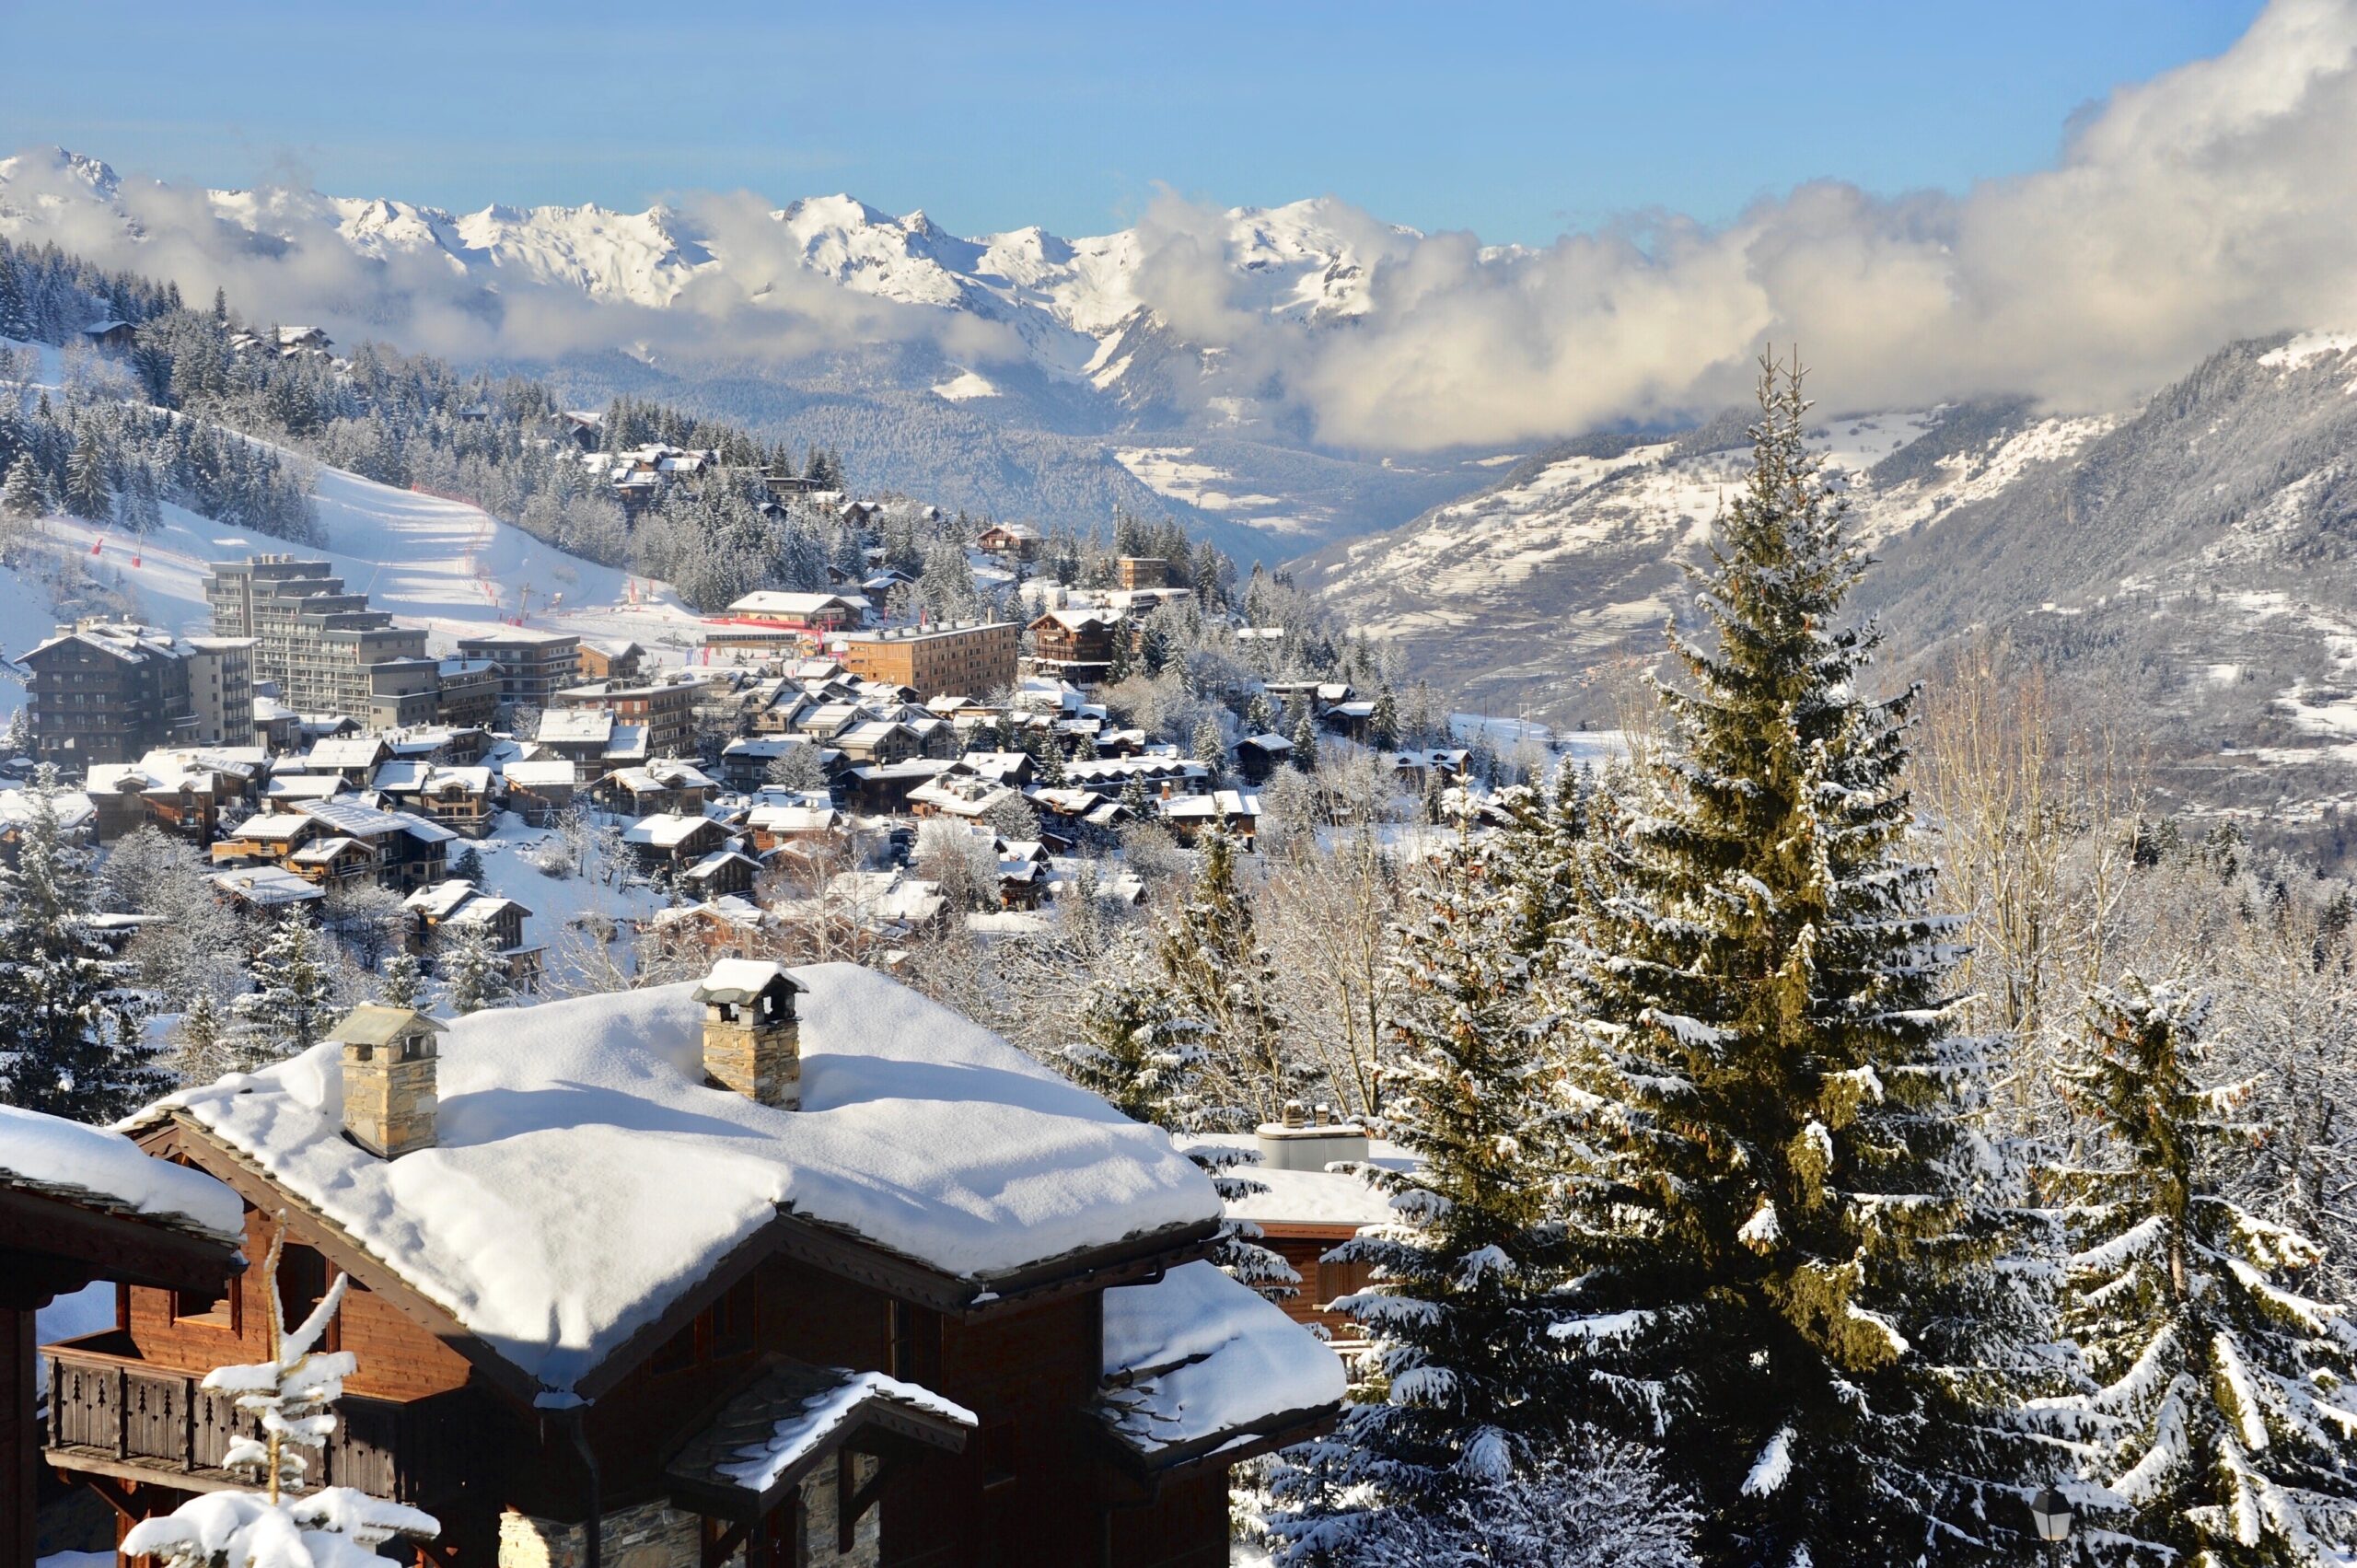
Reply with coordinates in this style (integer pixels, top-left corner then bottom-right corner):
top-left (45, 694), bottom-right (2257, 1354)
top-left (64, 428), bottom-right (110, 521)
top-left (442, 923), bottom-right (511, 1016)
top-left (377, 950), bottom-right (424, 1009)
top-left (0, 764), bottom-right (165, 1119)
top-left (170, 990), bottom-right (229, 1085)
top-left (451, 845), bottom-right (485, 886)
top-left (1289, 700), bottom-right (1320, 772)
top-left (1270, 842), bottom-right (1581, 1557)
top-left (1369, 683), bottom-right (1400, 750)
top-left (1060, 939), bottom-right (1296, 1299)
top-left (230, 912), bottom-right (334, 1069)
top-left (0, 259), bottom-right (31, 341)
top-left (4, 451), bottom-right (47, 518)
top-left (1148, 824), bottom-right (1295, 1125)
top-left (1548, 354), bottom-right (2029, 1564)
top-left (1191, 714), bottom-right (1227, 778)
top-left (123, 1225), bottom-right (439, 1568)
top-left (2037, 976), bottom-right (2357, 1563)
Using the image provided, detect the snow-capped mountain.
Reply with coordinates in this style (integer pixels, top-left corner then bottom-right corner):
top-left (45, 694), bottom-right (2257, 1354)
top-left (1301, 331), bottom-right (2357, 850)
top-left (0, 147), bottom-right (1471, 557)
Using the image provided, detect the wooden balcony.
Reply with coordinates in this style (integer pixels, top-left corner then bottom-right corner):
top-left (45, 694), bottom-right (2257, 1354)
top-left (42, 1332), bottom-right (479, 1505)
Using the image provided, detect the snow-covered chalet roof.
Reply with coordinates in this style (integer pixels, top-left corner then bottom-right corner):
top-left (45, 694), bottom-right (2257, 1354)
top-left (1178, 1133), bottom-right (1414, 1229)
top-left (0, 1104), bottom-right (244, 1244)
top-left (1098, 1261), bottom-right (1343, 1463)
top-left (128, 966), bottom-right (1221, 1398)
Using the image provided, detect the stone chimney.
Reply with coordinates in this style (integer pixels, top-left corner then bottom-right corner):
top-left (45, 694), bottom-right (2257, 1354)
top-left (693, 959), bottom-right (807, 1109)
top-left (332, 1004), bottom-right (447, 1159)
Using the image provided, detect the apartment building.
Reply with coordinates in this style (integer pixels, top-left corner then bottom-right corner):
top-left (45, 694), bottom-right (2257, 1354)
top-left (454, 628), bottom-right (580, 714)
top-left (203, 556), bottom-right (428, 717)
top-left (830, 621), bottom-right (1018, 701)
top-left (13, 621), bottom-right (199, 768)
top-left (180, 635), bottom-right (258, 748)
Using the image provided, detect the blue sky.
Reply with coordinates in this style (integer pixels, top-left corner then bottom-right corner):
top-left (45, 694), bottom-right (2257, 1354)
top-left (0, 0), bottom-right (2266, 244)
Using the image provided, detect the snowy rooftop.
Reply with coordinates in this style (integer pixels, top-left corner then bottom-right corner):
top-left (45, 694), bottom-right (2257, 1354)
top-left (0, 1104), bottom-right (244, 1243)
top-left (129, 967), bottom-right (1220, 1396)
top-left (1178, 1133), bottom-right (1414, 1228)
top-left (211, 865), bottom-right (325, 907)
top-left (1098, 1261), bottom-right (1344, 1461)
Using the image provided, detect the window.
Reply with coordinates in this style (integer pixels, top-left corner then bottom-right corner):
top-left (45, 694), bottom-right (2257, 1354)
top-left (172, 1283), bottom-right (236, 1330)
top-left (888, 1300), bottom-right (938, 1385)
top-left (277, 1243), bottom-right (330, 1339)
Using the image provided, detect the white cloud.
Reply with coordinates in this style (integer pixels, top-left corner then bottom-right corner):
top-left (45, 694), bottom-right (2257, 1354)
top-left (1130, 0), bottom-right (2357, 448)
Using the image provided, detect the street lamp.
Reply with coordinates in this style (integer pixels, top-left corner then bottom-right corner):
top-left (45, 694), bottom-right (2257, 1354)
top-left (2029, 1484), bottom-right (2073, 1558)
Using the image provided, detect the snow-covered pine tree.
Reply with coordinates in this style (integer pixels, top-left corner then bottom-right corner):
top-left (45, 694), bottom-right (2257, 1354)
top-left (170, 990), bottom-right (231, 1085)
top-left (3, 451), bottom-right (47, 518)
top-left (0, 763), bottom-right (166, 1119)
top-left (2036, 976), bottom-right (2357, 1564)
top-left (229, 912), bottom-right (334, 1070)
top-left (64, 427), bottom-right (110, 521)
top-left (1340, 1434), bottom-right (1700, 1568)
top-left (1149, 823), bottom-right (1295, 1125)
top-left (1491, 759), bottom-right (1598, 972)
top-left (1059, 937), bottom-right (1297, 1299)
top-left (1289, 701), bottom-right (1320, 772)
top-left (122, 1225), bottom-right (438, 1568)
top-left (1548, 354), bottom-right (2030, 1565)
top-left (1268, 841), bottom-right (1579, 1559)
top-left (377, 950), bottom-right (424, 1009)
top-left (451, 845), bottom-right (485, 886)
top-left (441, 923), bottom-right (512, 1016)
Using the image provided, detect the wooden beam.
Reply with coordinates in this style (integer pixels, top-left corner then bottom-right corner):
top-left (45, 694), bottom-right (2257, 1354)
top-left (0, 1189), bottom-right (240, 1297)
top-left (3, 1307), bottom-right (32, 1568)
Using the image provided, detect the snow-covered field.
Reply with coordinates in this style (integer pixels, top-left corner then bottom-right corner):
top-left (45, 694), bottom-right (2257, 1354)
top-left (3, 466), bottom-right (704, 664)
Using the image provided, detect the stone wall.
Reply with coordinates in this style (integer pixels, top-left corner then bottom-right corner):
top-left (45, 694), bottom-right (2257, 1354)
top-left (496, 1457), bottom-right (877, 1568)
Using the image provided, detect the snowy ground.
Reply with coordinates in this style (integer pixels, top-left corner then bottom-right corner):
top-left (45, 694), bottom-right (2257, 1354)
top-left (9, 466), bottom-right (703, 661)
top-left (2, 335), bottom-right (705, 668)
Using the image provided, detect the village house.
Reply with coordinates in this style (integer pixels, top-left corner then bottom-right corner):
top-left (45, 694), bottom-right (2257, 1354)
top-left (207, 863), bottom-right (327, 918)
top-left (576, 638), bottom-right (645, 682)
top-left (535, 709), bottom-right (619, 782)
top-left (1233, 733), bottom-right (1295, 784)
top-left (1164, 789), bottom-right (1262, 850)
top-left (210, 798), bottom-right (455, 892)
top-left (973, 522), bottom-right (1039, 561)
top-left (1182, 1109), bottom-right (1405, 1348)
top-left (1023, 609), bottom-right (1124, 687)
top-left (372, 761), bottom-right (498, 838)
top-left (402, 879), bottom-right (543, 991)
top-left (725, 592), bottom-right (870, 635)
top-left (37, 970), bottom-right (1341, 1566)
top-left (595, 759), bottom-right (721, 819)
top-left (1, 1108), bottom-right (246, 1568)
top-left (681, 847), bottom-right (761, 901)
top-left (499, 759), bottom-right (578, 827)
top-left (621, 810), bottom-right (738, 872)
top-left (719, 737), bottom-right (835, 795)
top-left (552, 673), bottom-right (710, 759)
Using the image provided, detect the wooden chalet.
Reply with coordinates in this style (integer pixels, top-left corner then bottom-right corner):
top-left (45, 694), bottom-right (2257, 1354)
top-left (1, 1108), bottom-right (245, 1568)
top-left (972, 524), bottom-right (1039, 563)
top-left (39, 970), bottom-right (1341, 1568)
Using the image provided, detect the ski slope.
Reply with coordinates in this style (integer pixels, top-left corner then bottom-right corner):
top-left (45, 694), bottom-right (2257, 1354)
top-left (11, 465), bottom-right (703, 660)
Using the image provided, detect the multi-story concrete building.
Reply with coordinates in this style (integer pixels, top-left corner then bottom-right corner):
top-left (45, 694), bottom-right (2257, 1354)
top-left (13, 621), bottom-right (200, 769)
top-left (203, 557), bottom-right (428, 718)
top-left (454, 628), bottom-right (580, 714)
top-left (180, 636), bottom-right (258, 748)
top-left (830, 621), bottom-right (1018, 701)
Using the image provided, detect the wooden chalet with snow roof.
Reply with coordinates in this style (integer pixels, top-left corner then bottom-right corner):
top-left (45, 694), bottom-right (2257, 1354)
top-left (37, 964), bottom-right (1341, 1568)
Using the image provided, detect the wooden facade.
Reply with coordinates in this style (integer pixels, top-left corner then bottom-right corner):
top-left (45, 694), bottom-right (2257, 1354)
top-left (38, 1115), bottom-right (1294, 1568)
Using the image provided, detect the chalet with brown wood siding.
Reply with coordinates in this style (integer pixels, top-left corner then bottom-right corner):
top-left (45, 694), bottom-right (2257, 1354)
top-left (41, 967), bottom-right (1341, 1568)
